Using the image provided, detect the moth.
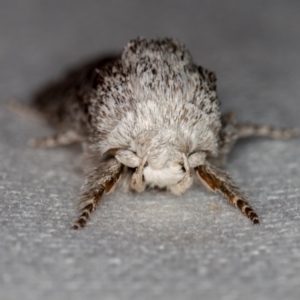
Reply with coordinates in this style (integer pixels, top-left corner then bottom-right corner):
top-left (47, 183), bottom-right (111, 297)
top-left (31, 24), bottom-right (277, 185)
top-left (28, 37), bottom-right (298, 229)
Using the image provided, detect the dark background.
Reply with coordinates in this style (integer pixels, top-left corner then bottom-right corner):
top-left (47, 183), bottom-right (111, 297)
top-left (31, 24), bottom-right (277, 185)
top-left (1, 1), bottom-right (300, 300)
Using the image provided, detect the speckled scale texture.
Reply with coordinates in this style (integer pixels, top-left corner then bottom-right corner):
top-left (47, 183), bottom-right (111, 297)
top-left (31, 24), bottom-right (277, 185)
top-left (89, 37), bottom-right (221, 156)
top-left (33, 38), bottom-right (220, 157)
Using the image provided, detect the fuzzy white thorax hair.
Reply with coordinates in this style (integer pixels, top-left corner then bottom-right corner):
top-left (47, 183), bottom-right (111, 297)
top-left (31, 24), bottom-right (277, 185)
top-left (89, 38), bottom-right (222, 194)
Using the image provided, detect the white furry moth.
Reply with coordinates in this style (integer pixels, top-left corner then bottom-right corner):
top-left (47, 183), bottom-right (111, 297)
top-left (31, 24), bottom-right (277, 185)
top-left (29, 37), bottom-right (298, 229)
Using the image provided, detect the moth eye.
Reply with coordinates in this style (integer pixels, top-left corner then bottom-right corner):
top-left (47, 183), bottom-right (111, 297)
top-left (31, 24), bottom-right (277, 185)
top-left (144, 162), bottom-right (149, 168)
top-left (179, 163), bottom-right (186, 172)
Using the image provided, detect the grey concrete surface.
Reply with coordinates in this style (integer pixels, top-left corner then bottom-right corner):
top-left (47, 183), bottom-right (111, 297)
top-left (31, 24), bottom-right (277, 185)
top-left (1, 1), bottom-right (300, 300)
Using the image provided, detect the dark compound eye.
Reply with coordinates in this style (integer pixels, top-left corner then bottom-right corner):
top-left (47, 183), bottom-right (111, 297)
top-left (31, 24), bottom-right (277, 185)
top-left (180, 163), bottom-right (186, 172)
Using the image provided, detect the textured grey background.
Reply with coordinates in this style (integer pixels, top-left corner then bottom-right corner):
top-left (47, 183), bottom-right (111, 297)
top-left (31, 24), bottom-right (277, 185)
top-left (1, 1), bottom-right (300, 300)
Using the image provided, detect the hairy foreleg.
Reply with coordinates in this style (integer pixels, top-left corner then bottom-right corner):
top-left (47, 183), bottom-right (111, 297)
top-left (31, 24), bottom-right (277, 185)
top-left (196, 162), bottom-right (259, 224)
top-left (237, 123), bottom-right (299, 139)
top-left (6, 98), bottom-right (45, 122)
top-left (217, 112), bottom-right (299, 165)
top-left (28, 130), bottom-right (82, 148)
top-left (73, 158), bottom-right (123, 229)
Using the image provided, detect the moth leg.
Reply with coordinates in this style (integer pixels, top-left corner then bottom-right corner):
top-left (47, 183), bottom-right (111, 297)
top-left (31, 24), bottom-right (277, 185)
top-left (73, 158), bottom-right (123, 229)
top-left (28, 130), bottom-right (82, 148)
top-left (196, 162), bottom-right (259, 224)
top-left (217, 112), bottom-right (299, 165)
top-left (6, 98), bottom-right (45, 122)
top-left (237, 123), bottom-right (299, 139)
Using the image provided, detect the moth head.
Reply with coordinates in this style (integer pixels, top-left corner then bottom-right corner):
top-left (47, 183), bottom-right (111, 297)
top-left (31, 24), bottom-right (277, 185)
top-left (112, 131), bottom-right (207, 195)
